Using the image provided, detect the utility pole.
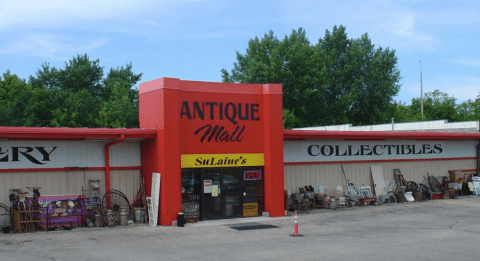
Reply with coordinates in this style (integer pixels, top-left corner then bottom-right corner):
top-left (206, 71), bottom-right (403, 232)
top-left (420, 60), bottom-right (424, 120)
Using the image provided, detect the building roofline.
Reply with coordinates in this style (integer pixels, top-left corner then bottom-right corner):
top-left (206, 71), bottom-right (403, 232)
top-left (0, 126), bottom-right (157, 140)
top-left (284, 129), bottom-right (480, 141)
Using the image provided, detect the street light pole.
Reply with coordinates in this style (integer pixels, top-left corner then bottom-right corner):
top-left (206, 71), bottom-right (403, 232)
top-left (420, 60), bottom-right (424, 120)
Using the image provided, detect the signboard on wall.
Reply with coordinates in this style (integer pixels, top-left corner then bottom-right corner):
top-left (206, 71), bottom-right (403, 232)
top-left (181, 153), bottom-right (264, 168)
top-left (0, 140), bottom-right (141, 169)
top-left (178, 87), bottom-right (266, 154)
top-left (284, 140), bottom-right (477, 163)
top-left (244, 170), bottom-right (262, 180)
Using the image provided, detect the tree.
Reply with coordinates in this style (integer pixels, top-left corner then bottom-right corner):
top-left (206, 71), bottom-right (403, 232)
top-left (222, 26), bottom-right (401, 128)
top-left (425, 89), bottom-right (452, 103)
top-left (392, 89), bottom-right (470, 123)
top-left (96, 64), bottom-right (142, 128)
top-left (29, 54), bottom-right (105, 127)
top-left (0, 71), bottom-right (32, 126)
top-left (283, 109), bottom-right (299, 129)
top-left (1, 54), bottom-right (142, 128)
top-left (453, 99), bottom-right (480, 122)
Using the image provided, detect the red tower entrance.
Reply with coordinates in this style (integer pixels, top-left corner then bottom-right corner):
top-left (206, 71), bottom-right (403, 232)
top-left (139, 78), bottom-right (284, 226)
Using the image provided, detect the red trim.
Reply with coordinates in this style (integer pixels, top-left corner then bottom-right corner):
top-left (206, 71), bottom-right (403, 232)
top-left (448, 169), bottom-right (477, 173)
top-left (0, 126), bottom-right (157, 140)
top-left (105, 135), bottom-right (125, 209)
top-left (138, 77), bottom-right (277, 95)
top-left (180, 80), bottom-right (265, 95)
top-left (109, 166), bottom-right (141, 170)
top-left (284, 157), bottom-right (477, 165)
top-left (284, 129), bottom-right (480, 141)
top-left (0, 166), bottom-right (141, 173)
top-left (8, 138), bottom-right (86, 141)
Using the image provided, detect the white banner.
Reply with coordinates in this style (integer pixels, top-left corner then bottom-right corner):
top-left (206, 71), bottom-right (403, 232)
top-left (284, 140), bottom-right (477, 163)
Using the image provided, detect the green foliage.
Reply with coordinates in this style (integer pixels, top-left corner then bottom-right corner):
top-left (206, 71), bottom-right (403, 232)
top-left (283, 109), bottom-right (299, 129)
top-left (222, 26), bottom-right (401, 128)
top-left (392, 89), bottom-right (480, 123)
top-left (1, 54), bottom-right (142, 128)
top-left (95, 63), bottom-right (141, 128)
top-left (454, 99), bottom-right (480, 122)
top-left (95, 69), bottom-right (141, 128)
top-left (0, 71), bottom-right (32, 126)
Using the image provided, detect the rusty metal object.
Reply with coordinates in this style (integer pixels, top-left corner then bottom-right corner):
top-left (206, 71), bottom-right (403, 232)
top-left (396, 191), bottom-right (405, 203)
top-left (413, 191), bottom-right (422, 201)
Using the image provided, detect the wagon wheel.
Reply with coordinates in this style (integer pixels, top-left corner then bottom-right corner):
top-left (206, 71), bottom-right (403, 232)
top-left (110, 189), bottom-right (129, 201)
top-left (0, 203), bottom-right (11, 228)
top-left (374, 201), bottom-right (379, 206)
top-left (102, 191), bottom-right (133, 220)
top-left (110, 190), bottom-right (135, 219)
top-left (363, 201), bottom-right (368, 206)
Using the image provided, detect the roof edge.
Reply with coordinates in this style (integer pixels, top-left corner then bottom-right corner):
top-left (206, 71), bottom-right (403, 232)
top-left (284, 129), bottom-right (480, 141)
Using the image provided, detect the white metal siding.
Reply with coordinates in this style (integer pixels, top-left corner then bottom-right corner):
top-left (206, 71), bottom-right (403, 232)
top-left (0, 170), bottom-right (140, 206)
top-left (110, 142), bottom-right (141, 167)
top-left (284, 159), bottom-right (476, 197)
top-left (0, 140), bottom-right (141, 169)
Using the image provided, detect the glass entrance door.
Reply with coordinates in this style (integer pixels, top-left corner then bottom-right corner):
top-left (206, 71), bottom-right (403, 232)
top-left (201, 168), bottom-right (241, 220)
top-left (202, 170), bottom-right (222, 219)
top-left (222, 168), bottom-right (241, 218)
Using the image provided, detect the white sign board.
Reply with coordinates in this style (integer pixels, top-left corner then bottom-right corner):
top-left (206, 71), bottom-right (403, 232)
top-left (0, 140), bottom-right (141, 169)
top-left (204, 180), bottom-right (212, 193)
top-left (284, 140), bottom-right (477, 163)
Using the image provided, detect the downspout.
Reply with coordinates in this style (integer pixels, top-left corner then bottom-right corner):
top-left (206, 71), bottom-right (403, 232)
top-left (477, 142), bottom-right (480, 176)
top-left (105, 134), bottom-right (125, 209)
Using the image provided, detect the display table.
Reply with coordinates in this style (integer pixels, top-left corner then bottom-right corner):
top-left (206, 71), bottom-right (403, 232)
top-left (43, 195), bottom-right (86, 230)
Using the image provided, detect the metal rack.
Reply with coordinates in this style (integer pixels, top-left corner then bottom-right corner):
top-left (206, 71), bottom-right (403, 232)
top-left (82, 180), bottom-right (101, 209)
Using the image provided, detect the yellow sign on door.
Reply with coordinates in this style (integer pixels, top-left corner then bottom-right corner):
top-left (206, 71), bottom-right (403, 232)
top-left (212, 185), bottom-right (218, 197)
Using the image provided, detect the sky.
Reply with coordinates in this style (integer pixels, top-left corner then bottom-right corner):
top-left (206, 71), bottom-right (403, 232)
top-left (1, 0), bottom-right (479, 104)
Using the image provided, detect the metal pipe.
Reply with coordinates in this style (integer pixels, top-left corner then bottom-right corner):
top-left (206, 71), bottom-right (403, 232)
top-left (420, 60), bottom-right (424, 119)
top-left (105, 134), bottom-right (125, 209)
top-left (477, 142), bottom-right (480, 176)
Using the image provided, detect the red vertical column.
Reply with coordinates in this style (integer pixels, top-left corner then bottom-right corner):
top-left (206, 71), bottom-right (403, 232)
top-left (139, 77), bottom-right (182, 226)
top-left (262, 83), bottom-right (285, 217)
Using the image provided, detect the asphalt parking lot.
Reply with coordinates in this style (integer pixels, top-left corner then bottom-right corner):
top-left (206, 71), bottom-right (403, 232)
top-left (1, 196), bottom-right (480, 261)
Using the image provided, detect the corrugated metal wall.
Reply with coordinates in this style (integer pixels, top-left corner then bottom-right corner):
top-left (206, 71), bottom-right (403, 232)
top-left (285, 159), bottom-right (476, 196)
top-left (0, 170), bottom-right (140, 206)
top-left (110, 170), bottom-right (141, 204)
